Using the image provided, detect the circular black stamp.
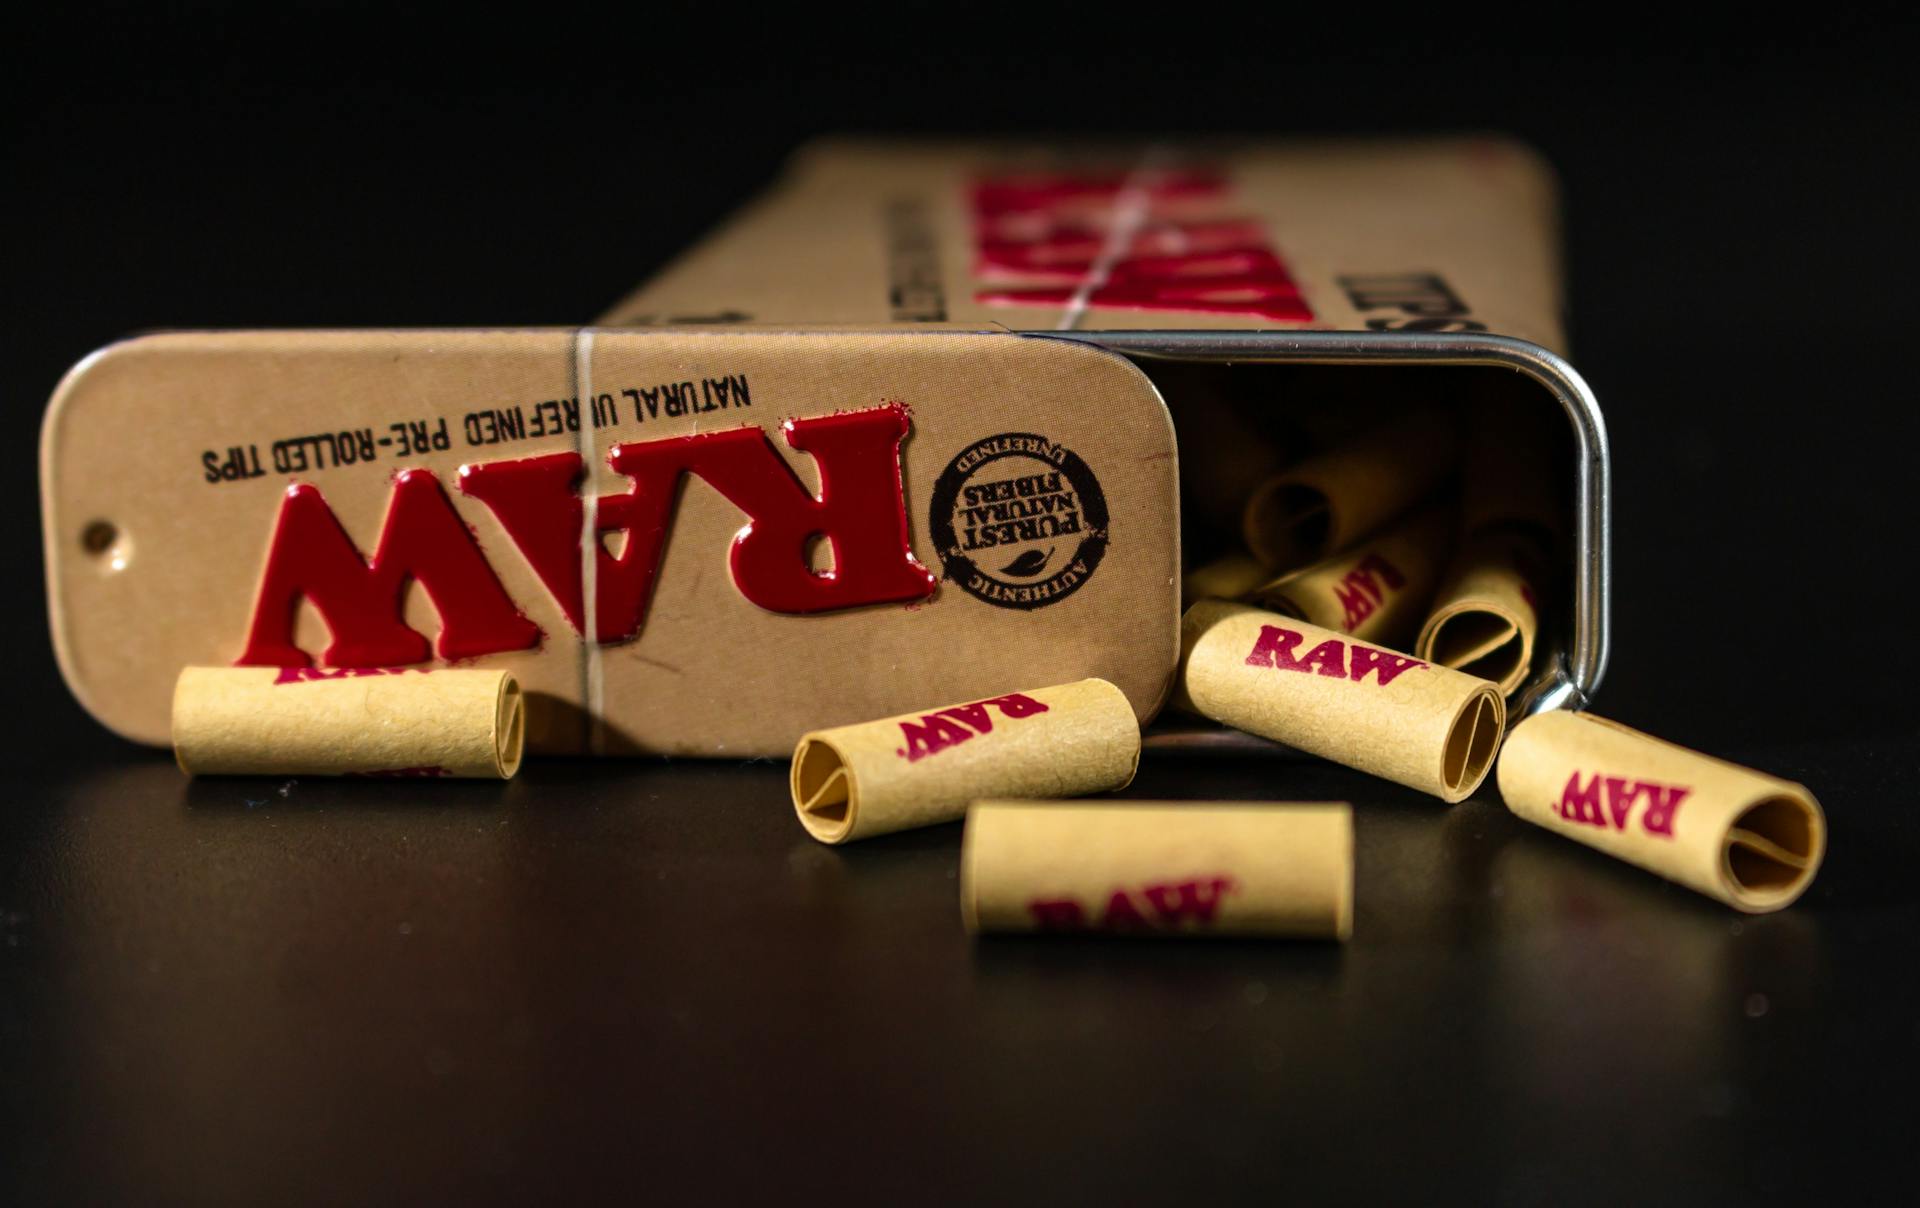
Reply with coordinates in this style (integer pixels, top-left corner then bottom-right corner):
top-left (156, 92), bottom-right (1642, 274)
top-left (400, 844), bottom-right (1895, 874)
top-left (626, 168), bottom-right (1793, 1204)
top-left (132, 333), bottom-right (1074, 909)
top-left (928, 432), bottom-right (1108, 610)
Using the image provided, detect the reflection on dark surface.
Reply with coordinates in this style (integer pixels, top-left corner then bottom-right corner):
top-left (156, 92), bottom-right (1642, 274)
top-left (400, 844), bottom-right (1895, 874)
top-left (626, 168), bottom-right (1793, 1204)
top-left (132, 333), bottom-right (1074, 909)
top-left (0, 749), bottom-right (1895, 1204)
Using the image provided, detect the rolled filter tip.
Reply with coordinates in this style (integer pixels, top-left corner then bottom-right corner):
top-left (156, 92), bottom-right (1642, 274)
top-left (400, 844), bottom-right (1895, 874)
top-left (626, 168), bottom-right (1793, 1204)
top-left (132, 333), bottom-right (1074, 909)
top-left (172, 666), bottom-right (525, 779)
top-left (1496, 710), bottom-right (1825, 912)
top-left (1177, 600), bottom-right (1503, 803)
top-left (790, 678), bottom-right (1140, 844)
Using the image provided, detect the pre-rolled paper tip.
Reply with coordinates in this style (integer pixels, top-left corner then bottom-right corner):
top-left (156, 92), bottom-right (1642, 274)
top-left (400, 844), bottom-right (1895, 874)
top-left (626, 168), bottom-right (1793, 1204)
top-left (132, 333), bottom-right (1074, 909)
top-left (1495, 711), bottom-right (1825, 913)
top-left (171, 667), bottom-right (526, 779)
top-left (787, 679), bottom-right (1142, 845)
top-left (791, 735), bottom-right (859, 844)
top-left (1420, 605), bottom-right (1528, 695)
top-left (960, 801), bottom-right (1354, 940)
top-left (1175, 600), bottom-right (1504, 803)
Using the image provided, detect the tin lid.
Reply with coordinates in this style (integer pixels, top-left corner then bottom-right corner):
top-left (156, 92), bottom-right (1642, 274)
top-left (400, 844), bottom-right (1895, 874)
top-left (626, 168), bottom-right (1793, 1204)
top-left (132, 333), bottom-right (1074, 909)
top-left (42, 329), bottom-right (1181, 756)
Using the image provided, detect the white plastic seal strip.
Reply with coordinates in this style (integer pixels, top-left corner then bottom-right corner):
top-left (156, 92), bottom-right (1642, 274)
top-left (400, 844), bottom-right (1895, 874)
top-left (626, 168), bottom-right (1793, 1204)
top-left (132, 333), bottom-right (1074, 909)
top-left (573, 328), bottom-right (607, 754)
top-left (1054, 146), bottom-right (1170, 332)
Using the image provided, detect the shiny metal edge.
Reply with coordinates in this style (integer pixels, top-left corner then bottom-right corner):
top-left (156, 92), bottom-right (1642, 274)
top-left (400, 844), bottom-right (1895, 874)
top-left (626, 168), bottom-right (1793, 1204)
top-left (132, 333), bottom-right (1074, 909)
top-left (1041, 329), bottom-right (1609, 738)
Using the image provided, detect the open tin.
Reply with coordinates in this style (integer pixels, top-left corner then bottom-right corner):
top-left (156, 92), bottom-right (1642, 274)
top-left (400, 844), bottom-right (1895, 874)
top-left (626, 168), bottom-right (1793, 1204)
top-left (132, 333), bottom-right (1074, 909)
top-left (40, 138), bottom-right (1608, 757)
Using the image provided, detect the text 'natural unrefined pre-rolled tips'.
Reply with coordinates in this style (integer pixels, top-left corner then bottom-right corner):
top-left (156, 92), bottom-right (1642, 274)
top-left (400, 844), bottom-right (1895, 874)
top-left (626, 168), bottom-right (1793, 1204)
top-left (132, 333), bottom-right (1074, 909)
top-left (1497, 710), bottom-right (1826, 912)
top-left (1176, 600), bottom-right (1503, 802)
top-left (963, 801), bottom-right (1352, 940)
top-left (172, 666), bottom-right (525, 778)
top-left (789, 678), bottom-right (1140, 843)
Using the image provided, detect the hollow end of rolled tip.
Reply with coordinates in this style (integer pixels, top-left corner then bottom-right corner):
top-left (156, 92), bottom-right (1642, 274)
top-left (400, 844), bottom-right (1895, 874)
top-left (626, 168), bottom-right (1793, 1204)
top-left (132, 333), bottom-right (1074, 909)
top-left (495, 678), bottom-right (526, 778)
top-left (791, 737), bottom-right (856, 844)
top-left (1243, 480), bottom-right (1332, 570)
top-left (1719, 793), bottom-right (1826, 913)
top-left (1440, 686), bottom-right (1504, 802)
top-left (1427, 609), bottom-right (1526, 693)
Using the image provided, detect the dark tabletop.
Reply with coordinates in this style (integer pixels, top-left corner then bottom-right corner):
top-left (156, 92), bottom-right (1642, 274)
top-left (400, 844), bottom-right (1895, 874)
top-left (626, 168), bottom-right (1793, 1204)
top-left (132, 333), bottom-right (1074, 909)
top-left (6, 10), bottom-right (1918, 1205)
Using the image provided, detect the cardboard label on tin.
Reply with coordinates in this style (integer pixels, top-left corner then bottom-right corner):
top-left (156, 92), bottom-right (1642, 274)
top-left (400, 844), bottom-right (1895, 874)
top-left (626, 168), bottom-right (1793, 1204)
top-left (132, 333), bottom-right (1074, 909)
top-left (599, 138), bottom-right (1565, 352)
top-left (42, 330), bottom-right (1180, 756)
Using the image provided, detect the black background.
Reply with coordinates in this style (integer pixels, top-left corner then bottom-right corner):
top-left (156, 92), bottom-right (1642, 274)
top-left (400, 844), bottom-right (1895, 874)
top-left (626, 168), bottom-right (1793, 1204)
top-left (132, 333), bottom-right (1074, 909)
top-left (5, 6), bottom-right (1919, 1204)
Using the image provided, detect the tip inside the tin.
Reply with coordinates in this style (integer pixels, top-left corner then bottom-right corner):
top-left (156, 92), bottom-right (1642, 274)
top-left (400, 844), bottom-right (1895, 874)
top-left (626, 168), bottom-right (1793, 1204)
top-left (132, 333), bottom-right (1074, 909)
top-left (1429, 609), bottom-right (1525, 689)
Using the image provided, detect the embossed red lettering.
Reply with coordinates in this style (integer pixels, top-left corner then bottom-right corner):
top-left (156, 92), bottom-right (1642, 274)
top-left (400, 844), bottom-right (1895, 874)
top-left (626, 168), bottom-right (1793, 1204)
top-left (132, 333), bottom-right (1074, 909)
top-left (237, 472), bottom-right (541, 668)
top-left (624, 406), bottom-right (935, 615)
top-left (970, 169), bottom-right (1313, 323)
top-left (462, 405), bottom-right (936, 644)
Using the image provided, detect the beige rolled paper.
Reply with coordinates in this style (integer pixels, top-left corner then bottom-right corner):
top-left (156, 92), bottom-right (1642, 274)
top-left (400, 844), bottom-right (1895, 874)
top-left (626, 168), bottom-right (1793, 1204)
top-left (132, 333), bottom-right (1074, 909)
top-left (1416, 528), bottom-right (1546, 696)
top-left (1497, 710), bottom-right (1826, 913)
top-left (173, 666), bottom-right (525, 778)
top-left (790, 678), bottom-right (1139, 844)
top-left (962, 801), bottom-right (1352, 939)
top-left (1182, 551), bottom-right (1270, 605)
top-left (1240, 406), bottom-right (1459, 572)
top-left (1248, 503), bottom-right (1452, 649)
top-left (1176, 600), bottom-right (1503, 802)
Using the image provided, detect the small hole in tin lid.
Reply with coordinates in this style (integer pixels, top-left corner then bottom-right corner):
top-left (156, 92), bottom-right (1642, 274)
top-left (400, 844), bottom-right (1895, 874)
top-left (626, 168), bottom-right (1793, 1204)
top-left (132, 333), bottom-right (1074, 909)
top-left (80, 520), bottom-right (132, 572)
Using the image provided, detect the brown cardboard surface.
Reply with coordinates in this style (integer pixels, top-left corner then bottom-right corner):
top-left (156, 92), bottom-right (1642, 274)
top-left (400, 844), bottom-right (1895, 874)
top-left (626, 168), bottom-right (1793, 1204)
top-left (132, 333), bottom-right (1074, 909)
top-left (790, 678), bottom-right (1138, 844)
top-left (1176, 600), bottom-right (1503, 802)
top-left (173, 666), bottom-right (523, 778)
top-left (961, 801), bottom-right (1351, 939)
top-left (596, 138), bottom-right (1567, 353)
top-left (43, 330), bottom-right (1180, 756)
top-left (1497, 711), bottom-right (1825, 912)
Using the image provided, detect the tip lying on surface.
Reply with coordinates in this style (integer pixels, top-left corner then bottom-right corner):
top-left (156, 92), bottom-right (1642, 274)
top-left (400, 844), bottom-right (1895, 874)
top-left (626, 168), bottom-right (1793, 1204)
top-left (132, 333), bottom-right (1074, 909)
top-left (787, 679), bottom-right (1142, 844)
top-left (172, 666), bottom-right (526, 780)
top-left (1496, 710), bottom-right (1826, 913)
